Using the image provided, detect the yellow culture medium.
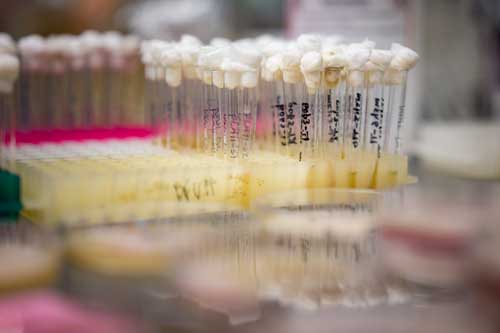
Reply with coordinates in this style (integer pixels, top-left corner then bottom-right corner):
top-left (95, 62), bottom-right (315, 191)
top-left (15, 148), bottom-right (410, 225)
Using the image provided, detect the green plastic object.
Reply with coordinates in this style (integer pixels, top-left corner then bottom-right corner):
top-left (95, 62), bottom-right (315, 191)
top-left (0, 169), bottom-right (22, 221)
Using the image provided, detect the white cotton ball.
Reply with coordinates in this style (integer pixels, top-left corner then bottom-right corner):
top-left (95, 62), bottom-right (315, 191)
top-left (213, 70), bottom-right (224, 88)
top-left (230, 44), bottom-right (261, 68)
top-left (241, 71), bottom-right (258, 88)
top-left (280, 44), bottom-right (302, 70)
top-left (370, 49), bottom-right (393, 69)
top-left (224, 71), bottom-right (241, 89)
top-left (166, 67), bottom-right (182, 87)
top-left (346, 43), bottom-right (371, 70)
top-left (210, 37), bottom-right (231, 48)
top-left (297, 34), bottom-right (322, 53)
top-left (265, 54), bottom-right (282, 74)
top-left (160, 46), bottom-right (182, 67)
top-left (198, 46), bottom-right (227, 69)
top-left (390, 43), bottom-right (419, 71)
top-left (220, 59), bottom-right (253, 72)
top-left (180, 34), bottom-right (202, 47)
top-left (18, 35), bottom-right (45, 56)
top-left (300, 51), bottom-right (322, 73)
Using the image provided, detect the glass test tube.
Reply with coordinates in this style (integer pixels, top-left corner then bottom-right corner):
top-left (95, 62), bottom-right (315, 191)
top-left (88, 49), bottom-right (108, 127)
top-left (345, 69), bottom-right (368, 157)
top-left (282, 72), bottom-right (304, 160)
top-left (69, 51), bottom-right (88, 128)
top-left (301, 84), bottom-right (321, 161)
top-left (364, 69), bottom-right (386, 157)
top-left (108, 51), bottom-right (124, 126)
top-left (201, 70), bottom-right (220, 155)
top-left (224, 79), bottom-right (240, 159)
top-left (383, 70), bottom-right (408, 155)
top-left (272, 79), bottom-right (286, 154)
top-left (181, 78), bottom-right (201, 149)
top-left (323, 67), bottom-right (346, 158)
top-left (50, 53), bottom-right (70, 128)
top-left (239, 73), bottom-right (258, 159)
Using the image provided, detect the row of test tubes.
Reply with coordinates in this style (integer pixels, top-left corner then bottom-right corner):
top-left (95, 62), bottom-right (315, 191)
top-left (259, 36), bottom-right (419, 163)
top-left (141, 35), bottom-right (418, 165)
top-left (16, 31), bottom-right (142, 131)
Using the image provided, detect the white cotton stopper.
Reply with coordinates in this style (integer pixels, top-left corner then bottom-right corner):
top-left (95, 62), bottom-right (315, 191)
top-left (198, 46), bottom-right (226, 70)
top-left (347, 70), bottom-right (365, 87)
top-left (280, 45), bottom-right (302, 70)
top-left (390, 43), bottom-right (419, 71)
top-left (322, 44), bottom-right (348, 68)
top-left (346, 43), bottom-right (371, 70)
top-left (18, 35), bottom-right (45, 56)
top-left (230, 44), bottom-right (261, 68)
top-left (282, 70), bottom-right (302, 84)
top-left (66, 38), bottom-right (86, 70)
top-left (297, 34), bottom-right (322, 53)
top-left (265, 54), bottom-right (282, 74)
top-left (180, 34), bottom-right (202, 47)
top-left (79, 30), bottom-right (103, 53)
top-left (149, 40), bottom-right (169, 66)
top-left (370, 49), bottom-right (393, 69)
top-left (166, 67), bottom-right (182, 87)
top-left (0, 33), bottom-right (16, 55)
top-left (300, 51), bottom-right (322, 73)
top-left (213, 71), bottom-right (224, 88)
top-left (241, 71), bottom-right (258, 88)
top-left (224, 71), bottom-right (241, 89)
top-left (102, 31), bottom-right (123, 53)
top-left (300, 51), bottom-right (322, 90)
top-left (210, 37), bottom-right (231, 47)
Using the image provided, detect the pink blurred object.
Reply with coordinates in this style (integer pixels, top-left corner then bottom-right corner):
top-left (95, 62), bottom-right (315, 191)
top-left (4, 126), bottom-right (156, 146)
top-left (0, 291), bottom-right (141, 333)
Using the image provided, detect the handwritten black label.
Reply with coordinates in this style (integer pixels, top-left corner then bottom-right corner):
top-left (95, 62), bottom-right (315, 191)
top-left (352, 93), bottom-right (362, 148)
top-left (327, 94), bottom-right (341, 143)
top-left (300, 102), bottom-right (311, 142)
top-left (275, 95), bottom-right (287, 146)
top-left (287, 102), bottom-right (297, 145)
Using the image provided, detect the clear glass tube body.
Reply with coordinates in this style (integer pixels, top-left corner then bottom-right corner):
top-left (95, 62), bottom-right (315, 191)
top-left (365, 70), bottom-right (386, 157)
top-left (323, 68), bottom-right (346, 158)
top-left (345, 70), bottom-right (368, 157)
